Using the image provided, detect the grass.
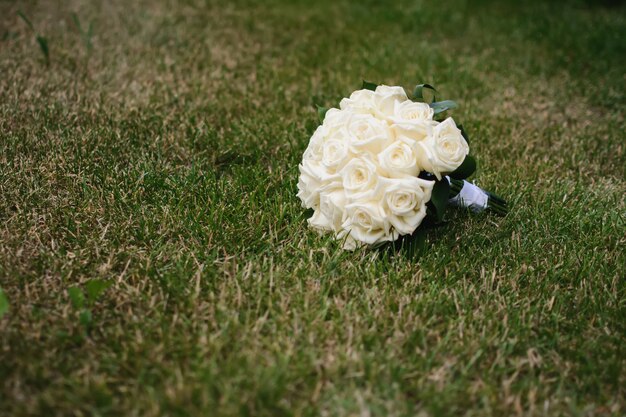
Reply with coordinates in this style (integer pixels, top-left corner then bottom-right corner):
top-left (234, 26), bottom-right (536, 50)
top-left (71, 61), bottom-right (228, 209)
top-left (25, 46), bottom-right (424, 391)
top-left (0, 0), bottom-right (625, 415)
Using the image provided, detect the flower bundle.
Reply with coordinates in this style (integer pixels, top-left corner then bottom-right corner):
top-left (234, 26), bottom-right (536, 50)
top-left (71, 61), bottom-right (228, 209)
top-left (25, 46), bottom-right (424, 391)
top-left (297, 82), bottom-right (507, 250)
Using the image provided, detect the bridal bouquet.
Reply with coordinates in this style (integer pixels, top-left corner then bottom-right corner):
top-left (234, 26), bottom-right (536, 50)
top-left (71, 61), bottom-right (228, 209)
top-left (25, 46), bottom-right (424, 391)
top-left (297, 82), bottom-right (507, 250)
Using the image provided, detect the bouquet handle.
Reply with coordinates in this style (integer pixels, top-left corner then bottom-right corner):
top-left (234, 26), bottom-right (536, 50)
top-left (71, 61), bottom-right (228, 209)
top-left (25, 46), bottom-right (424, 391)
top-left (448, 178), bottom-right (508, 215)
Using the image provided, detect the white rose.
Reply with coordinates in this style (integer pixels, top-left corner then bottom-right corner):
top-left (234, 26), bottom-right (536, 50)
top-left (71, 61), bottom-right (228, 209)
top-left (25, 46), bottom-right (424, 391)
top-left (319, 189), bottom-right (347, 232)
top-left (321, 136), bottom-right (350, 171)
top-left (377, 138), bottom-right (420, 177)
top-left (373, 85), bottom-right (408, 117)
top-left (308, 209), bottom-right (332, 231)
top-left (345, 113), bottom-right (393, 154)
top-left (382, 177), bottom-right (434, 235)
top-left (322, 108), bottom-right (352, 133)
top-left (417, 117), bottom-right (469, 180)
top-left (339, 89), bottom-right (376, 115)
top-left (339, 156), bottom-right (380, 199)
top-left (392, 100), bottom-right (434, 122)
top-left (338, 234), bottom-right (358, 251)
top-left (389, 100), bottom-right (437, 141)
top-left (302, 125), bottom-right (326, 161)
top-left (297, 159), bottom-right (341, 209)
top-left (342, 200), bottom-right (394, 246)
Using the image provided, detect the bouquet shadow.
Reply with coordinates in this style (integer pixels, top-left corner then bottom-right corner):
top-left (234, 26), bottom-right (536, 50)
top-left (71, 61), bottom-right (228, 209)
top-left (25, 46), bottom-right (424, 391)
top-left (377, 208), bottom-right (486, 261)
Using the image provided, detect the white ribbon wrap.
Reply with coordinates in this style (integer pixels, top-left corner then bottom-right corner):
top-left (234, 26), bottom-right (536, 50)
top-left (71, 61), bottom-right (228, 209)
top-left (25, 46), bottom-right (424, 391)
top-left (447, 179), bottom-right (489, 213)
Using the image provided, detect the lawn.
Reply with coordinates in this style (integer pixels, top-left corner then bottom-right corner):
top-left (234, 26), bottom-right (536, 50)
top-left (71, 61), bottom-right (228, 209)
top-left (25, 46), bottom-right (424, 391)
top-left (1, 0), bottom-right (625, 415)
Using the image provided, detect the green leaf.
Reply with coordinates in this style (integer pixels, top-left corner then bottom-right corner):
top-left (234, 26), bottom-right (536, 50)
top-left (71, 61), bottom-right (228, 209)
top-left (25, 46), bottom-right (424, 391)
top-left (71, 13), bottom-right (93, 51)
top-left (402, 225), bottom-right (429, 260)
top-left (316, 105), bottom-right (329, 123)
top-left (0, 287), bottom-right (9, 319)
top-left (86, 22), bottom-right (94, 51)
top-left (413, 83), bottom-right (436, 102)
top-left (362, 80), bottom-right (378, 91)
top-left (449, 155), bottom-right (477, 180)
top-left (36, 35), bottom-right (49, 65)
top-left (430, 100), bottom-right (458, 115)
top-left (17, 11), bottom-right (35, 31)
top-left (458, 123), bottom-right (470, 145)
top-left (17, 12), bottom-right (49, 65)
top-left (71, 12), bottom-right (82, 33)
top-left (85, 279), bottom-right (111, 303)
top-left (79, 309), bottom-right (92, 327)
top-left (68, 286), bottom-right (85, 309)
top-left (430, 179), bottom-right (450, 222)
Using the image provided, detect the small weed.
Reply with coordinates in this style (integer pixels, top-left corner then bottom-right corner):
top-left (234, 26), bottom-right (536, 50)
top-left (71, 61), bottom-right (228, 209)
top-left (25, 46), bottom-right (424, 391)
top-left (71, 13), bottom-right (94, 53)
top-left (17, 10), bottom-right (50, 66)
top-left (67, 279), bottom-right (112, 329)
top-left (0, 288), bottom-right (9, 319)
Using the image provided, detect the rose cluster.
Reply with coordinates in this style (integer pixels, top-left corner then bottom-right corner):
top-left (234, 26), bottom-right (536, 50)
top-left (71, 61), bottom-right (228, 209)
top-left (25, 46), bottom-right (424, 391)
top-left (297, 85), bottom-right (469, 249)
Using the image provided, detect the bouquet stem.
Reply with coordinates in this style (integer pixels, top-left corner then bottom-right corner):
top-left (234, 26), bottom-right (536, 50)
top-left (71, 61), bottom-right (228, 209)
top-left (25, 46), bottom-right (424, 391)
top-left (448, 178), bottom-right (508, 215)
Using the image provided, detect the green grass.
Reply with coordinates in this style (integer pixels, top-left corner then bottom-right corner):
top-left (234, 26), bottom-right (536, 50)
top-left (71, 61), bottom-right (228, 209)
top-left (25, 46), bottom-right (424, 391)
top-left (1, 0), bottom-right (625, 415)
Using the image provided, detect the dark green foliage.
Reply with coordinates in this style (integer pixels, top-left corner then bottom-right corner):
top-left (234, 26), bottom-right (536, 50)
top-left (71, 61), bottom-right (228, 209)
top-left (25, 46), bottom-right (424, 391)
top-left (430, 100), bottom-right (458, 115)
top-left (317, 105), bottom-right (329, 122)
top-left (429, 178), bottom-right (451, 222)
top-left (449, 155), bottom-right (477, 180)
top-left (362, 80), bottom-right (378, 91)
top-left (413, 83), bottom-right (437, 102)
